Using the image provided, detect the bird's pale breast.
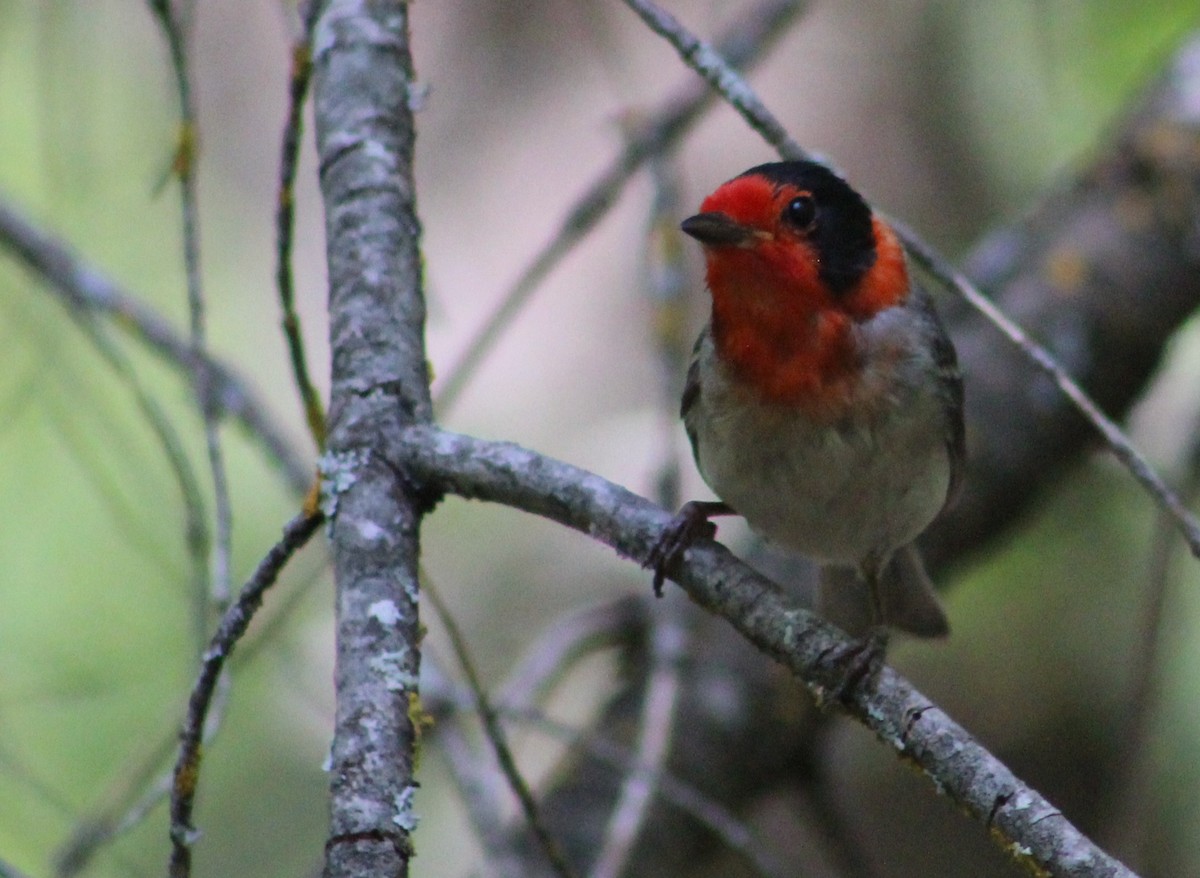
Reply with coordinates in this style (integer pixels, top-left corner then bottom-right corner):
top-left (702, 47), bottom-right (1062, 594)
top-left (687, 310), bottom-right (952, 564)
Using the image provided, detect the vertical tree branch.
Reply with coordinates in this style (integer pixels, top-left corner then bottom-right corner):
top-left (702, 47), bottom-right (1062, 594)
top-left (310, 1), bottom-right (432, 876)
top-left (276, 1), bottom-right (328, 451)
top-left (148, 0), bottom-right (236, 608)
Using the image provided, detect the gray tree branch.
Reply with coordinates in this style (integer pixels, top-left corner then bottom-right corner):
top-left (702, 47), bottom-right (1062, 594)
top-left (389, 425), bottom-right (1136, 878)
top-left (310, 1), bottom-right (431, 876)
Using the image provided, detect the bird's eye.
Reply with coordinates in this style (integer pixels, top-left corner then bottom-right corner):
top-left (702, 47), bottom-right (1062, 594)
top-left (783, 195), bottom-right (817, 230)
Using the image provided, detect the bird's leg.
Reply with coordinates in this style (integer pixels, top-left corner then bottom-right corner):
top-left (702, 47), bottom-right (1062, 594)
top-left (645, 500), bottom-right (735, 597)
top-left (818, 556), bottom-right (890, 703)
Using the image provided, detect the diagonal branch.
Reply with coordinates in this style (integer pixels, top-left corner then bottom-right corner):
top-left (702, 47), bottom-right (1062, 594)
top-left (0, 196), bottom-right (311, 494)
top-left (586, 604), bottom-right (686, 878)
top-left (434, 0), bottom-right (806, 415)
top-left (391, 424), bottom-right (1137, 878)
top-left (425, 579), bottom-right (579, 878)
top-left (168, 509), bottom-right (324, 878)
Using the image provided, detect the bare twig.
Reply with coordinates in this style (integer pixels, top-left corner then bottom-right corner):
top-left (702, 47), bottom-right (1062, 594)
top-left (149, 0), bottom-right (234, 608)
top-left (622, 0), bottom-right (802, 157)
top-left (56, 733), bottom-right (176, 877)
top-left (527, 708), bottom-right (788, 878)
top-left (392, 424), bottom-right (1138, 878)
top-left (168, 509), bottom-right (323, 878)
top-left (586, 159), bottom-right (692, 878)
top-left (65, 313), bottom-right (211, 655)
top-left (433, 0), bottom-right (806, 415)
top-left (588, 605), bottom-right (687, 878)
top-left (424, 661), bottom-right (788, 878)
top-left (421, 656), bottom-right (514, 877)
top-left (0, 197), bottom-right (311, 494)
top-left (499, 597), bottom-right (648, 711)
top-left (57, 555), bottom-right (329, 877)
top-left (900, 230), bottom-right (1200, 560)
top-left (0, 735), bottom-right (149, 878)
top-left (424, 581), bottom-right (579, 878)
top-left (275, 0), bottom-right (326, 451)
top-left (1106, 420), bottom-right (1200, 865)
top-left (619, 0), bottom-right (1200, 561)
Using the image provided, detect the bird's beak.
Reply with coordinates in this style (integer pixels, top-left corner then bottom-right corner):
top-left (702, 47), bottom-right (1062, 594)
top-left (680, 212), bottom-right (761, 247)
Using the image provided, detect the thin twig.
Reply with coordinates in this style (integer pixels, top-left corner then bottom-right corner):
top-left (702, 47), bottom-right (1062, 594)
top-left (424, 662), bottom-right (789, 878)
top-left (588, 604), bottom-right (687, 878)
top-left (1106, 420), bottom-right (1200, 864)
top-left (622, 0), bottom-right (802, 158)
top-left (433, 598), bottom-right (646, 876)
top-left (498, 596), bottom-right (647, 710)
top-left (898, 229), bottom-right (1200, 560)
top-left (422, 657), bottom-right (787, 878)
top-left (433, 0), bottom-right (806, 415)
top-left (66, 312), bottom-right (211, 655)
top-left (528, 708), bottom-right (788, 878)
top-left (424, 578), bottom-right (581, 878)
top-left (619, 0), bottom-right (1200, 561)
top-left (587, 158), bottom-right (692, 878)
top-left (56, 733), bottom-right (177, 877)
top-left (0, 737), bottom-right (148, 878)
top-left (421, 656), bottom-right (513, 878)
top-left (0, 197), bottom-right (311, 494)
top-left (168, 508), bottom-right (324, 878)
top-left (275, 1), bottom-right (326, 451)
top-left (149, 0), bottom-right (234, 608)
top-left (56, 555), bottom-right (330, 877)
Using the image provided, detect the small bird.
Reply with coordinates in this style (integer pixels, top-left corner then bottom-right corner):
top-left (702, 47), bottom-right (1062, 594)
top-left (648, 160), bottom-right (965, 664)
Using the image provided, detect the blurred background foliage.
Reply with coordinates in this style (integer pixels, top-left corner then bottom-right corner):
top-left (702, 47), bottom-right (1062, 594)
top-left (1, 1), bottom-right (1199, 876)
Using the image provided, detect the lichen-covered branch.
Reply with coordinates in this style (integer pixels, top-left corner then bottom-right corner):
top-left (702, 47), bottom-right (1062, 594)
top-left (310, 1), bottom-right (432, 876)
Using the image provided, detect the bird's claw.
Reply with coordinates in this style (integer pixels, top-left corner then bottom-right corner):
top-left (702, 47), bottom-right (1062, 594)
top-left (817, 626), bottom-right (889, 704)
top-left (645, 502), bottom-right (720, 597)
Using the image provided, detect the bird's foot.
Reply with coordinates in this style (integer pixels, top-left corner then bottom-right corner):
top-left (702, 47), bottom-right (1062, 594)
top-left (817, 626), bottom-right (889, 705)
top-left (645, 500), bottom-right (730, 597)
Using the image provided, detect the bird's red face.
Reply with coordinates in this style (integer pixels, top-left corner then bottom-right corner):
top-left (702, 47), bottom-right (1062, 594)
top-left (694, 173), bottom-right (827, 311)
top-left (683, 162), bottom-right (910, 410)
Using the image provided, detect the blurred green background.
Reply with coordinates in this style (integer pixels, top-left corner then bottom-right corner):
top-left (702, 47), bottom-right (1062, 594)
top-left (1, 2), bottom-right (1199, 876)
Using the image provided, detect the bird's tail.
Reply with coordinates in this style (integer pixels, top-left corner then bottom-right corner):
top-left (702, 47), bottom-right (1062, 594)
top-left (816, 544), bottom-right (949, 639)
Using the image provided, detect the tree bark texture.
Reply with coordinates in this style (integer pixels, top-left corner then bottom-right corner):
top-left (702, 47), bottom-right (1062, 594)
top-left (311, 2), bottom-right (432, 876)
